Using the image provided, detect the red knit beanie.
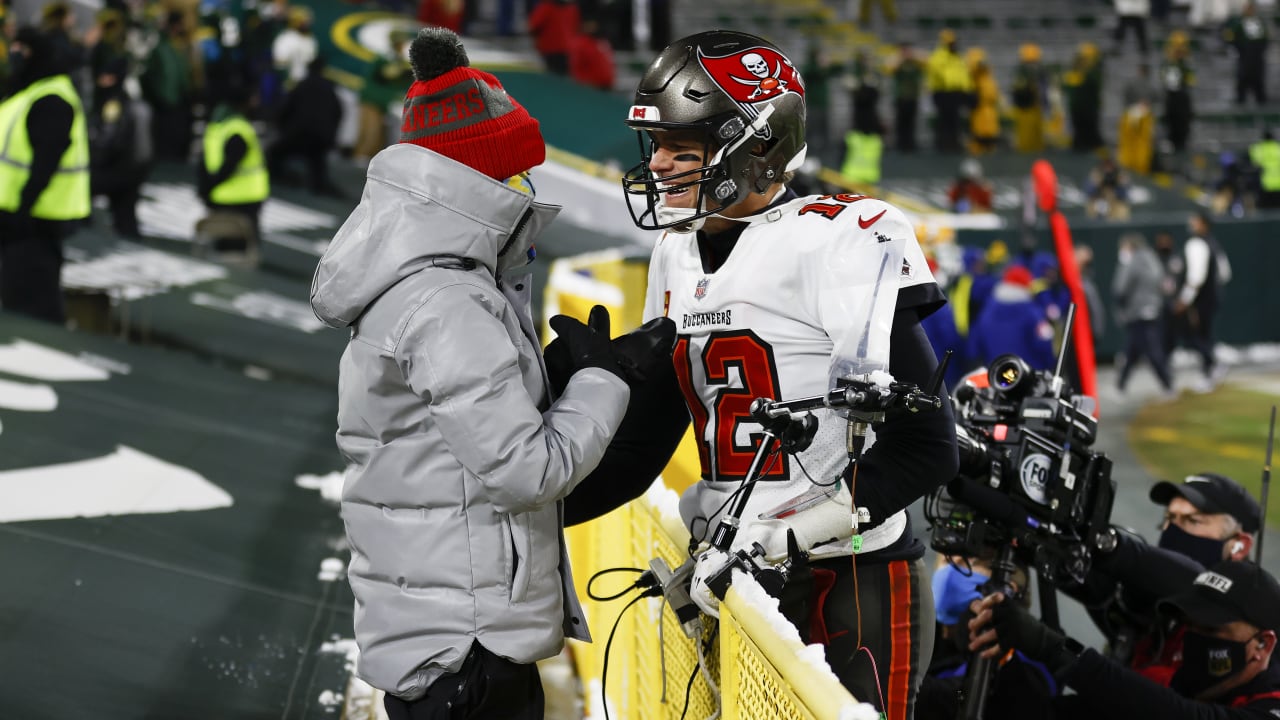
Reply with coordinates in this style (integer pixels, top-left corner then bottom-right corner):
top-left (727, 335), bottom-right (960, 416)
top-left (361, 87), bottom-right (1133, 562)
top-left (400, 27), bottom-right (545, 180)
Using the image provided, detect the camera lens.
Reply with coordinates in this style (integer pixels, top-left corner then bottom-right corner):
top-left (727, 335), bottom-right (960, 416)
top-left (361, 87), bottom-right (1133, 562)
top-left (988, 355), bottom-right (1033, 397)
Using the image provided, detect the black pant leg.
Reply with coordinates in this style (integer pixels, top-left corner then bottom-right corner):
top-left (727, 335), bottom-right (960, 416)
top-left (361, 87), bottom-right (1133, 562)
top-left (783, 556), bottom-right (933, 719)
top-left (383, 644), bottom-right (544, 720)
top-left (0, 223), bottom-right (65, 324)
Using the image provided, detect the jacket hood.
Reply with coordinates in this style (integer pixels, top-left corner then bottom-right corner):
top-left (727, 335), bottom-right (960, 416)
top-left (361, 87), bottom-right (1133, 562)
top-left (311, 144), bottom-right (560, 327)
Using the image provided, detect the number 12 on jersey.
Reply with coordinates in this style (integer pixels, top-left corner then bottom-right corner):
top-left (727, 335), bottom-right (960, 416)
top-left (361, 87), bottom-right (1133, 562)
top-left (672, 330), bottom-right (788, 482)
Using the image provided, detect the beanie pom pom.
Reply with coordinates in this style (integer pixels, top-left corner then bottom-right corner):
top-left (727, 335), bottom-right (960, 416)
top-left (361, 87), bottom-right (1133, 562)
top-left (409, 27), bottom-right (470, 81)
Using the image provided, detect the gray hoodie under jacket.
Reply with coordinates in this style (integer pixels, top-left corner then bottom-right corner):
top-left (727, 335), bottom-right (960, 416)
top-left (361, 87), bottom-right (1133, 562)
top-left (310, 143), bottom-right (628, 700)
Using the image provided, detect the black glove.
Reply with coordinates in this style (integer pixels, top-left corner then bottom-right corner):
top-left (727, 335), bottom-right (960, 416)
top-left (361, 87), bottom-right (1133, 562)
top-left (610, 316), bottom-right (676, 384)
top-left (989, 597), bottom-right (1081, 673)
top-left (547, 305), bottom-right (627, 384)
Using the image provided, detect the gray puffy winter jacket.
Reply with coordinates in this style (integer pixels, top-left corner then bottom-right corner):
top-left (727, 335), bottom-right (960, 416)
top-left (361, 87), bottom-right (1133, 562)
top-left (311, 143), bottom-right (628, 700)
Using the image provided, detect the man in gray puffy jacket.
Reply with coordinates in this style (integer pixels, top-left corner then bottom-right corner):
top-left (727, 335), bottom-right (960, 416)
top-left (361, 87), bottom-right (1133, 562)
top-left (1113, 232), bottom-right (1175, 395)
top-left (311, 27), bottom-right (664, 719)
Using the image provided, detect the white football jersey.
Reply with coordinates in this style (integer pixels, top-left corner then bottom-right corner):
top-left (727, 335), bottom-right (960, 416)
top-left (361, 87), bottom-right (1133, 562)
top-left (643, 193), bottom-right (938, 555)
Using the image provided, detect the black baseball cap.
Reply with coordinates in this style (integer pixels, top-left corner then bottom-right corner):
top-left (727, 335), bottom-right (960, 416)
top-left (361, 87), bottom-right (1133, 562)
top-left (1149, 472), bottom-right (1262, 534)
top-left (1158, 561), bottom-right (1280, 633)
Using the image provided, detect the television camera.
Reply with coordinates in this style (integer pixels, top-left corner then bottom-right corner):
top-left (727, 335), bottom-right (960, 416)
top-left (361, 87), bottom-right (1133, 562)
top-left (926, 306), bottom-right (1117, 720)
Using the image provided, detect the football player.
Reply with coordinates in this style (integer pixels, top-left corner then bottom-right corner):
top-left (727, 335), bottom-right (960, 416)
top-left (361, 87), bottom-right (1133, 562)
top-left (617, 30), bottom-right (960, 719)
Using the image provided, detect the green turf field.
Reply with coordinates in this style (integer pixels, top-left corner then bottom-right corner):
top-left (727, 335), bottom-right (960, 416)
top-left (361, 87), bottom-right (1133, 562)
top-left (1129, 384), bottom-right (1279, 528)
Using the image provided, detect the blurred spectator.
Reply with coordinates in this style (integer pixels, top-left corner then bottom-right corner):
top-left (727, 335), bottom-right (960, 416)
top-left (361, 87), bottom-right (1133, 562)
top-left (355, 29), bottom-right (412, 164)
top-left (1174, 212), bottom-right (1231, 392)
top-left (198, 87), bottom-right (269, 245)
top-left (970, 264), bottom-right (1057, 371)
top-left (1250, 128), bottom-right (1280, 208)
top-left (494, 0), bottom-right (523, 37)
top-left (920, 287), bottom-right (969, 390)
top-left (197, 3), bottom-right (251, 112)
top-left (1212, 151), bottom-right (1253, 217)
top-left (1113, 233), bottom-right (1175, 395)
top-left (1112, 0), bottom-right (1150, 55)
top-left (858, 0), bottom-right (897, 26)
top-left (848, 47), bottom-right (883, 136)
top-left (1086, 154), bottom-right (1132, 220)
top-left (528, 0), bottom-right (579, 76)
top-left (649, 0), bottom-right (672, 51)
top-left (840, 48), bottom-right (884, 186)
top-left (1188, 0), bottom-right (1233, 33)
top-left (803, 40), bottom-right (842, 159)
top-left (1153, 231), bottom-right (1182, 358)
top-left (1062, 42), bottom-right (1104, 152)
top-left (569, 19), bottom-right (614, 91)
top-left (272, 5), bottom-right (316, 91)
top-left (0, 1), bottom-right (11, 93)
top-left (89, 9), bottom-right (130, 112)
top-left (1223, 1), bottom-right (1269, 106)
top-left (89, 54), bottom-right (150, 238)
top-left (1030, 251), bottom-right (1070, 325)
top-left (1076, 244), bottom-right (1106, 341)
top-left (1010, 43), bottom-right (1048, 154)
top-left (1151, 0), bottom-right (1172, 28)
top-left (1118, 63), bottom-right (1156, 174)
top-left (0, 26), bottom-right (90, 324)
top-left (946, 158), bottom-right (993, 213)
top-left (583, 0), bottom-right (634, 52)
top-left (891, 41), bottom-right (924, 152)
top-left (40, 2), bottom-right (89, 77)
top-left (926, 28), bottom-right (971, 154)
top-left (242, 5), bottom-right (286, 116)
top-left (141, 10), bottom-right (195, 161)
top-left (840, 128), bottom-right (883, 186)
top-left (268, 56), bottom-right (342, 198)
top-left (966, 47), bottom-right (1000, 155)
top-left (418, 0), bottom-right (464, 33)
top-left (949, 245), bottom-right (998, 340)
top-left (1161, 32), bottom-right (1195, 154)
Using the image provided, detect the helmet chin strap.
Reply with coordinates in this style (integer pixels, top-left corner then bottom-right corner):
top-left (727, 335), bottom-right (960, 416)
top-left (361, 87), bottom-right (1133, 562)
top-left (659, 183), bottom-right (794, 234)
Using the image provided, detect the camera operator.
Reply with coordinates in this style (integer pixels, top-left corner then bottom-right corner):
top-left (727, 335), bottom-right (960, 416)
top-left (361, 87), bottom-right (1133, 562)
top-left (967, 560), bottom-right (1280, 719)
top-left (1086, 472), bottom-right (1261, 684)
top-left (918, 556), bottom-right (1058, 720)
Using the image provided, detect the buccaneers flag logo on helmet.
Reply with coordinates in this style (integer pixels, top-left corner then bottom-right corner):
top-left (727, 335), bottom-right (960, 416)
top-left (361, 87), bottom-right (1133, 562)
top-left (696, 45), bottom-right (805, 108)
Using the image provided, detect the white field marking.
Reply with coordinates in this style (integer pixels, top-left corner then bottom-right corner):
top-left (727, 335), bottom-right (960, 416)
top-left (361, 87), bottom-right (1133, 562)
top-left (318, 557), bottom-right (345, 582)
top-left (61, 243), bottom-right (227, 299)
top-left (0, 339), bottom-right (111, 381)
top-left (0, 445), bottom-right (233, 522)
top-left (188, 289), bottom-right (327, 333)
top-left (0, 378), bottom-right (57, 411)
top-left (295, 469), bottom-right (346, 504)
top-left (138, 182), bottom-right (337, 241)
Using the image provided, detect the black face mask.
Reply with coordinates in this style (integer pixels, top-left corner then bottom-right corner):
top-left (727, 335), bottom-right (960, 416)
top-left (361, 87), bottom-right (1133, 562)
top-left (1159, 523), bottom-right (1226, 570)
top-left (1170, 630), bottom-right (1251, 698)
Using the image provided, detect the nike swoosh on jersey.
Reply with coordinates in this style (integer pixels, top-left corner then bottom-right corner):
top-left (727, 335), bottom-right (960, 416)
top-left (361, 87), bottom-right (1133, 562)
top-left (857, 209), bottom-right (887, 229)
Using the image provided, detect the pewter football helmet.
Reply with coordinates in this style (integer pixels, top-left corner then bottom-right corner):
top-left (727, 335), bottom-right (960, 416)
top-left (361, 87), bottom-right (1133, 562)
top-left (622, 31), bottom-right (807, 231)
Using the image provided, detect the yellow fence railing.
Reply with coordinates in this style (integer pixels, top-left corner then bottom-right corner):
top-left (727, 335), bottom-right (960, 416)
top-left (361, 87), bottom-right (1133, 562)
top-left (566, 481), bottom-right (877, 720)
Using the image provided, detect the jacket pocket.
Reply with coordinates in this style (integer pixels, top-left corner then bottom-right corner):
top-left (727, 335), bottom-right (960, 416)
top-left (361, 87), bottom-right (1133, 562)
top-left (503, 512), bottom-right (531, 603)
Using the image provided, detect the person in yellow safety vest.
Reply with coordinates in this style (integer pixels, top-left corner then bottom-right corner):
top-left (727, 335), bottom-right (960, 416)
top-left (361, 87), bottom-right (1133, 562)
top-left (841, 128), bottom-right (882, 185)
top-left (926, 28), bottom-right (972, 154)
top-left (0, 27), bottom-right (90, 325)
top-left (1249, 128), bottom-right (1280, 208)
top-left (198, 87), bottom-right (270, 244)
